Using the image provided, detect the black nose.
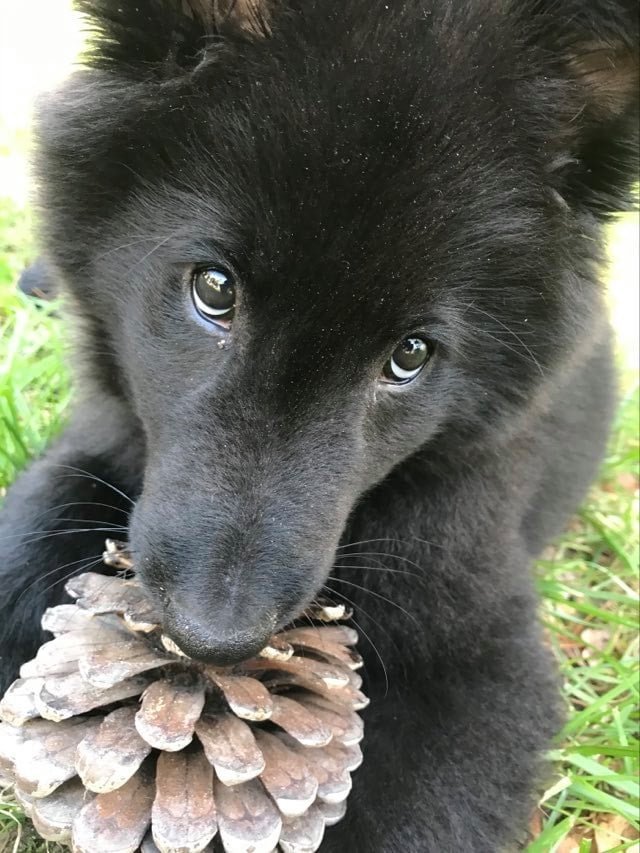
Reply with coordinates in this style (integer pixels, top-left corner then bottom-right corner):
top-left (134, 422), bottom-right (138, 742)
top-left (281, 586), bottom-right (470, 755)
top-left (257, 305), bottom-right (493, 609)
top-left (163, 609), bottom-right (276, 666)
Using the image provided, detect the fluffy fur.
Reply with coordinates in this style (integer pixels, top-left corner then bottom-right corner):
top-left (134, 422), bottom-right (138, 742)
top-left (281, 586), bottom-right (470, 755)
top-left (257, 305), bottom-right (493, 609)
top-left (1, 1), bottom-right (638, 849)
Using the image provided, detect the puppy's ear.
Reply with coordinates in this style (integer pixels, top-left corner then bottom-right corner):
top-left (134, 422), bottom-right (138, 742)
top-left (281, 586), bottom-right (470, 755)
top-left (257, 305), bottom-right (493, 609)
top-left (77, 0), bottom-right (271, 78)
top-left (525, 1), bottom-right (639, 215)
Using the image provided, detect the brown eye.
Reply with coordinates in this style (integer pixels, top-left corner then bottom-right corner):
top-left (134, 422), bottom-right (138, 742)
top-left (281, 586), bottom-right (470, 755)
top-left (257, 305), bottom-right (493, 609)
top-left (381, 336), bottom-right (433, 383)
top-left (192, 267), bottom-right (235, 322)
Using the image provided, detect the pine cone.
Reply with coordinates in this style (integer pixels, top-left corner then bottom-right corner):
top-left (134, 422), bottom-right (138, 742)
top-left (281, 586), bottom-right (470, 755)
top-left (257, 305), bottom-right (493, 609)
top-left (0, 541), bottom-right (367, 853)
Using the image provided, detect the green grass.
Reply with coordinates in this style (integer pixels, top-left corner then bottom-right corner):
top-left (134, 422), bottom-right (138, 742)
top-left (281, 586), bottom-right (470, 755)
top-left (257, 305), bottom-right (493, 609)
top-left (0, 203), bottom-right (68, 853)
top-left (0, 201), bottom-right (70, 495)
top-left (0, 198), bottom-right (637, 853)
top-left (530, 385), bottom-right (639, 852)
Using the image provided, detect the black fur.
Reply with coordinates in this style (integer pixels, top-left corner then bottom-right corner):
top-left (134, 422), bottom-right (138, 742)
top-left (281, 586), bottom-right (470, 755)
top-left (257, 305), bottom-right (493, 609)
top-left (1, 1), bottom-right (638, 849)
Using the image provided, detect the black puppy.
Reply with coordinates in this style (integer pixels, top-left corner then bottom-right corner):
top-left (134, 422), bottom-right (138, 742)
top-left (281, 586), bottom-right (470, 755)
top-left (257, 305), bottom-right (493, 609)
top-left (1, 1), bottom-right (638, 849)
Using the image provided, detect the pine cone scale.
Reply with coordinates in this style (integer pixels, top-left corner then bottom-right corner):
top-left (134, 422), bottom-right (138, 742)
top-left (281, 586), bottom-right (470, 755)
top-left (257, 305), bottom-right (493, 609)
top-left (36, 672), bottom-right (153, 723)
top-left (152, 750), bottom-right (218, 853)
top-left (71, 760), bottom-right (155, 853)
top-left (279, 803), bottom-right (325, 853)
top-left (214, 777), bottom-right (282, 853)
top-left (75, 706), bottom-right (152, 793)
top-left (78, 640), bottom-right (173, 689)
top-left (253, 730), bottom-right (318, 818)
top-left (195, 713), bottom-right (265, 786)
top-left (15, 716), bottom-right (102, 798)
top-left (0, 677), bottom-right (45, 726)
top-left (268, 695), bottom-right (332, 748)
top-left (30, 778), bottom-right (89, 844)
top-left (135, 678), bottom-right (206, 752)
top-left (206, 672), bottom-right (274, 722)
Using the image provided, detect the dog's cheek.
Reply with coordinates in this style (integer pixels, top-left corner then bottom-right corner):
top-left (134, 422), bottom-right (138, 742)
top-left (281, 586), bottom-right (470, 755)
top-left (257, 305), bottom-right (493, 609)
top-left (358, 386), bottom-right (445, 489)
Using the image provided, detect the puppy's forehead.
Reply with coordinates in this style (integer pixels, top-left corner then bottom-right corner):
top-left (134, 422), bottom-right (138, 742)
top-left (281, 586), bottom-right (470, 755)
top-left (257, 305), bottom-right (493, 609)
top-left (117, 12), bottom-right (533, 336)
top-left (156, 113), bottom-right (496, 328)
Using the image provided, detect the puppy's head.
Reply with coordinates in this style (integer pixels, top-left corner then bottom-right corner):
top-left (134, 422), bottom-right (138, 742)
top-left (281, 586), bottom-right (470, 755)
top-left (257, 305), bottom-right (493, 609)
top-left (37, 0), bottom-right (638, 662)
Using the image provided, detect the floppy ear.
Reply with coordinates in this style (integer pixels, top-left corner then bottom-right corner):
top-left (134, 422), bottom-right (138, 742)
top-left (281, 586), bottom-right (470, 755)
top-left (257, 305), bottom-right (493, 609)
top-left (525, 0), bottom-right (639, 215)
top-left (77, 0), bottom-right (271, 78)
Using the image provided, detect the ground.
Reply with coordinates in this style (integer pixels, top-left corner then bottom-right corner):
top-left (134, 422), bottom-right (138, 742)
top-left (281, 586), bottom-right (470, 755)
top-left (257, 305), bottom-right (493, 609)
top-left (0, 2), bottom-right (638, 852)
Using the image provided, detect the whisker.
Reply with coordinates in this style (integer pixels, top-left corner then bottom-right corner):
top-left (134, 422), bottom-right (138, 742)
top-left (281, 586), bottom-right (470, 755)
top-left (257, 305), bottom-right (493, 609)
top-left (124, 233), bottom-right (176, 273)
top-left (336, 550), bottom-right (428, 574)
top-left (332, 563), bottom-right (421, 579)
top-left (24, 517), bottom-right (128, 529)
top-left (334, 551), bottom-right (385, 568)
top-left (321, 585), bottom-right (403, 660)
top-left (327, 577), bottom-right (420, 628)
top-left (52, 465), bottom-right (135, 507)
top-left (16, 552), bottom-right (105, 606)
top-left (466, 303), bottom-right (544, 376)
top-left (94, 234), bottom-right (172, 262)
top-left (336, 537), bottom-right (414, 551)
top-left (458, 302), bottom-right (544, 375)
top-left (303, 610), bottom-right (320, 634)
top-left (0, 527), bottom-right (128, 546)
top-left (33, 501), bottom-right (131, 524)
top-left (322, 585), bottom-right (390, 696)
top-left (412, 536), bottom-right (449, 551)
top-left (36, 556), bottom-right (107, 606)
top-left (337, 536), bottom-right (447, 552)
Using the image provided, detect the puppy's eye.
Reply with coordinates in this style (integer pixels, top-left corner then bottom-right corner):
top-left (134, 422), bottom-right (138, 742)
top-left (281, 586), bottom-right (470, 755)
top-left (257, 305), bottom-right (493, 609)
top-left (192, 267), bottom-right (235, 323)
top-left (381, 336), bottom-right (433, 384)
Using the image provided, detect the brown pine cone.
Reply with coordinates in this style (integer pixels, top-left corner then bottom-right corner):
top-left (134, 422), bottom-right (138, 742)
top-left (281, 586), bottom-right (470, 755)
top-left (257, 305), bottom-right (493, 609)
top-left (0, 541), bottom-right (366, 853)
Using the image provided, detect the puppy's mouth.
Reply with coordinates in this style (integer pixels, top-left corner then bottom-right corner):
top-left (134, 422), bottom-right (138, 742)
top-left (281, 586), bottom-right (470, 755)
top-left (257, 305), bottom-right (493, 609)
top-left (103, 539), bottom-right (350, 667)
top-left (161, 594), bottom-right (352, 668)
